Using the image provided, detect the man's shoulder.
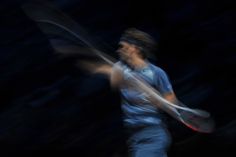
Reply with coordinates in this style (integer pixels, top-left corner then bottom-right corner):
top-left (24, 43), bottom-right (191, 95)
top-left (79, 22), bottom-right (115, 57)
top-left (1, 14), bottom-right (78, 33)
top-left (148, 62), bottom-right (166, 74)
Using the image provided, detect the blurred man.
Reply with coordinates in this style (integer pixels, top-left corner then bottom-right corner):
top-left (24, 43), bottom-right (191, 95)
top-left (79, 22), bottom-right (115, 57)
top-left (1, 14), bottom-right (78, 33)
top-left (91, 28), bottom-right (179, 157)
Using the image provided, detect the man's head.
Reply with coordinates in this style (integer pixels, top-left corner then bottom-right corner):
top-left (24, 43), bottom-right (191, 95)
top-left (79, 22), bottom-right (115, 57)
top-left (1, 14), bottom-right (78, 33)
top-left (117, 28), bottom-right (157, 63)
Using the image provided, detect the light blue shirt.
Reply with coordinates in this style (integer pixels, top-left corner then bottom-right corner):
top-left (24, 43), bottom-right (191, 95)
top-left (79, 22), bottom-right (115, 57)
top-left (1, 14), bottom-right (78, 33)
top-left (116, 61), bottom-right (173, 127)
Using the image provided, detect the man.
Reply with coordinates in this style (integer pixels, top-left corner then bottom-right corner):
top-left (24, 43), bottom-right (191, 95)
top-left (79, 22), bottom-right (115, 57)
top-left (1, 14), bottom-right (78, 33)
top-left (90, 28), bottom-right (179, 157)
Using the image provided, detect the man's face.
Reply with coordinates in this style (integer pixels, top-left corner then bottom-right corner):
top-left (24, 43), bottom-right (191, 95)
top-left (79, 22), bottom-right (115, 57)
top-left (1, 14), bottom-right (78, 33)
top-left (117, 41), bottom-right (136, 62)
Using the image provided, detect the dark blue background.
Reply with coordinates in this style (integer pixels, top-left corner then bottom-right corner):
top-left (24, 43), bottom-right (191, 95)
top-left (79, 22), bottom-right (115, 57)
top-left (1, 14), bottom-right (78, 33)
top-left (0, 0), bottom-right (235, 156)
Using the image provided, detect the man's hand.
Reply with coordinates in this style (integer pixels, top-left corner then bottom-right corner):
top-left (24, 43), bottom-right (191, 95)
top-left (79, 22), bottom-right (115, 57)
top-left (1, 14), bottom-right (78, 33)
top-left (162, 92), bottom-right (178, 104)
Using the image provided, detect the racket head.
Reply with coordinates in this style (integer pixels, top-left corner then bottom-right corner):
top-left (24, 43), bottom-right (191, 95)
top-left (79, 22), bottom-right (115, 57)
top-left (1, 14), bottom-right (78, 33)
top-left (178, 109), bottom-right (215, 133)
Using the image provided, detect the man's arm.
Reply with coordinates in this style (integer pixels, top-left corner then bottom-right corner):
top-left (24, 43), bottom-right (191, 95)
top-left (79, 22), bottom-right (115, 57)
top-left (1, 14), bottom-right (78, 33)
top-left (80, 61), bottom-right (123, 88)
top-left (110, 64), bottom-right (123, 88)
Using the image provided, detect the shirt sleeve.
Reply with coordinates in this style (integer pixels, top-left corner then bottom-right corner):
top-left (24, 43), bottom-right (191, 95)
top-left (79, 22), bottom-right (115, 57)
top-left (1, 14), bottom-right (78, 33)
top-left (155, 69), bottom-right (173, 94)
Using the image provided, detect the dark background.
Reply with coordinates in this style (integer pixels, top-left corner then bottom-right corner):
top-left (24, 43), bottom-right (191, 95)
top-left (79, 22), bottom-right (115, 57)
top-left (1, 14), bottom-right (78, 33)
top-left (0, 0), bottom-right (235, 156)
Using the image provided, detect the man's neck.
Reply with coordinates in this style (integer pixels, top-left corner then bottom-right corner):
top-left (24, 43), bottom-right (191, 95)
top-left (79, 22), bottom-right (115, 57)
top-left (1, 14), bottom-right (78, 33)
top-left (129, 57), bottom-right (147, 70)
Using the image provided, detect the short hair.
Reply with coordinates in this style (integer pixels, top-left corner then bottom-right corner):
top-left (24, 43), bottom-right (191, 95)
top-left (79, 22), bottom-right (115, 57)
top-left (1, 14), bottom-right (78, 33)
top-left (120, 28), bottom-right (157, 58)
